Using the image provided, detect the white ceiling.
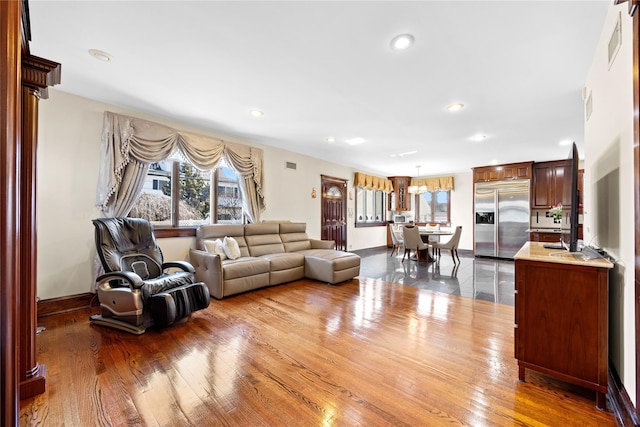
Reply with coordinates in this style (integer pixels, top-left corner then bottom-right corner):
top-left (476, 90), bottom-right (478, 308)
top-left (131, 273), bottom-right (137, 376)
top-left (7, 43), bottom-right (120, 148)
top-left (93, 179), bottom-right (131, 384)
top-left (28, 1), bottom-right (609, 177)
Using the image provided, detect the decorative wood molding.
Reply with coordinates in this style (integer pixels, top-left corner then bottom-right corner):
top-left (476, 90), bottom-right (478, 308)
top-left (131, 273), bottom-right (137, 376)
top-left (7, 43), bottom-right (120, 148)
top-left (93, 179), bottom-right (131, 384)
top-left (615, 0), bottom-right (639, 16)
top-left (37, 293), bottom-right (96, 318)
top-left (609, 360), bottom-right (640, 426)
top-left (21, 54), bottom-right (61, 99)
top-left (153, 227), bottom-right (197, 238)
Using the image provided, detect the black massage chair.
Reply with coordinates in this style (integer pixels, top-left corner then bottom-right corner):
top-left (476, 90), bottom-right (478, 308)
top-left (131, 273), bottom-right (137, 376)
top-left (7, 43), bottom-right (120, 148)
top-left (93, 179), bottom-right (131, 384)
top-left (91, 217), bottom-right (210, 334)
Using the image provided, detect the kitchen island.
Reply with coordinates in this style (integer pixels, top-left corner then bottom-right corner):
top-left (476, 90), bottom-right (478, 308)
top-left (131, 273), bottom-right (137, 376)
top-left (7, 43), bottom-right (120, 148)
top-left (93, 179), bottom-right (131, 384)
top-left (513, 242), bottom-right (613, 409)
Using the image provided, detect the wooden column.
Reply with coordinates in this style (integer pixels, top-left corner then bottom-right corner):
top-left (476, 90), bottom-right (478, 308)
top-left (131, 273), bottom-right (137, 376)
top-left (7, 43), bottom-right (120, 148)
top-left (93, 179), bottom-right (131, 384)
top-left (18, 57), bottom-right (60, 400)
top-left (0, 1), bottom-right (23, 425)
top-left (19, 86), bottom-right (44, 398)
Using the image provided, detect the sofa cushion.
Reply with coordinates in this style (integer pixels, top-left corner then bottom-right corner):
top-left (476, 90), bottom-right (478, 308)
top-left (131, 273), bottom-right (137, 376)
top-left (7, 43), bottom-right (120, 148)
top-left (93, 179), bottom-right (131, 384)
top-left (301, 250), bottom-right (361, 284)
top-left (259, 252), bottom-right (305, 271)
top-left (279, 222), bottom-right (312, 252)
top-left (221, 258), bottom-right (270, 280)
top-left (245, 223), bottom-right (285, 256)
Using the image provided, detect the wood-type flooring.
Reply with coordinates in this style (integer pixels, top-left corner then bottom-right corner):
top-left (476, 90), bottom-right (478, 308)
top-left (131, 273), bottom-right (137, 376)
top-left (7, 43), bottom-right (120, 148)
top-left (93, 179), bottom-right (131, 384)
top-left (20, 273), bottom-right (616, 426)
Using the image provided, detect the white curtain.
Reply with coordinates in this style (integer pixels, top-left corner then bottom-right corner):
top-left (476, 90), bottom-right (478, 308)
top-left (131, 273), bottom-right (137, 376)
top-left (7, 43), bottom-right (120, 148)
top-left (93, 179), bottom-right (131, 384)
top-left (96, 111), bottom-right (265, 220)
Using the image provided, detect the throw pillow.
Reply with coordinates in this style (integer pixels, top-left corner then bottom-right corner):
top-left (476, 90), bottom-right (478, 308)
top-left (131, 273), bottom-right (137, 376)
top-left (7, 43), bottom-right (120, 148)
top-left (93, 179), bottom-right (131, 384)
top-left (203, 239), bottom-right (217, 253)
top-left (223, 236), bottom-right (241, 260)
top-left (203, 239), bottom-right (228, 260)
top-left (214, 239), bottom-right (228, 260)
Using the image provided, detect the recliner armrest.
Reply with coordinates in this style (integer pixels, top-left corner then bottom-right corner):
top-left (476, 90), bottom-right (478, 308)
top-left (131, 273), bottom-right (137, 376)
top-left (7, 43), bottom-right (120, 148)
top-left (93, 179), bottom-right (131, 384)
top-left (96, 271), bottom-right (144, 290)
top-left (189, 249), bottom-right (224, 299)
top-left (310, 239), bottom-right (336, 250)
top-left (162, 260), bottom-right (196, 274)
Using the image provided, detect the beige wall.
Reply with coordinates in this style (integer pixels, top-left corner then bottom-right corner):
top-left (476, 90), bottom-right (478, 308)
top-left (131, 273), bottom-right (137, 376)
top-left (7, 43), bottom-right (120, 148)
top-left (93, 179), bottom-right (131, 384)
top-left (584, 3), bottom-right (636, 406)
top-left (35, 89), bottom-right (476, 300)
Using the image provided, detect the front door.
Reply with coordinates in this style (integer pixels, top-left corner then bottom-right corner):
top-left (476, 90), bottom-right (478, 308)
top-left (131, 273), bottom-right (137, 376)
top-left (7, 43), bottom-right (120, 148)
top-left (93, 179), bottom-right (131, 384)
top-left (321, 175), bottom-right (347, 251)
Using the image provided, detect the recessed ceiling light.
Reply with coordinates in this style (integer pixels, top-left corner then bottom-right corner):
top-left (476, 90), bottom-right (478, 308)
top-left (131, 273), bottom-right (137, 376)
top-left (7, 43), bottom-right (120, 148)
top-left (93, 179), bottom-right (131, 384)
top-left (88, 49), bottom-right (112, 62)
top-left (447, 103), bottom-right (464, 112)
top-left (469, 134), bottom-right (487, 142)
top-left (390, 34), bottom-right (414, 51)
top-left (345, 137), bottom-right (366, 145)
top-left (250, 109), bottom-right (264, 117)
top-left (326, 137), bottom-right (336, 143)
top-left (559, 139), bottom-right (573, 146)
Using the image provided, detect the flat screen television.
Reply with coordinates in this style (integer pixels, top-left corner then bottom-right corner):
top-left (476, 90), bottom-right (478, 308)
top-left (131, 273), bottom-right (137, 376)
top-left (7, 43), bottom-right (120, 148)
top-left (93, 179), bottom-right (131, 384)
top-left (561, 142), bottom-right (580, 252)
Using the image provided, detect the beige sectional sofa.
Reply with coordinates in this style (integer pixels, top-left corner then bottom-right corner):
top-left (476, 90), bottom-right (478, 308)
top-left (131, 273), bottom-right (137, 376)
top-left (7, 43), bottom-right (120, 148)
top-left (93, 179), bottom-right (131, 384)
top-left (189, 222), bottom-right (361, 299)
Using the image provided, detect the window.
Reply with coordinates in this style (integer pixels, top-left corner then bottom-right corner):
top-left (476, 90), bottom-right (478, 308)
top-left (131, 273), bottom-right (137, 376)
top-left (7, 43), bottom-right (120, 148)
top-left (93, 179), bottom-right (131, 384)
top-left (355, 187), bottom-right (386, 226)
top-left (415, 190), bottom-right (450, 224)
top-left (129, 157), bottom-right (244, 227)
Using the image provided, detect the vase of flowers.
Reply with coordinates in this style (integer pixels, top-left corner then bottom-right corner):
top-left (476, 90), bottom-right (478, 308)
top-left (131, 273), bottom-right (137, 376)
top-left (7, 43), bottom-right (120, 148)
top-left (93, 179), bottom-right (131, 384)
top-left (550, 204), bottom-right (563, 223)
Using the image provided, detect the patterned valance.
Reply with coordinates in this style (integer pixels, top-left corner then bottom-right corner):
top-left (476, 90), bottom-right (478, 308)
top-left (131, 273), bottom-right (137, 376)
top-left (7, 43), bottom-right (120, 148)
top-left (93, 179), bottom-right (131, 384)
top-left (354, 172), bottom-right (394, 192)
top-left (410, 176), bottom-right (455, 192)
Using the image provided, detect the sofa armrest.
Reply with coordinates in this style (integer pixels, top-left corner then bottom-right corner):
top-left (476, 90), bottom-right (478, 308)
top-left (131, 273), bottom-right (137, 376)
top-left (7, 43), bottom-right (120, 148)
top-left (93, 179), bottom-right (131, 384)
top-left (189, 249), bottom-right (225, 299)
top-left (310, 239), bottom-right (336, 250)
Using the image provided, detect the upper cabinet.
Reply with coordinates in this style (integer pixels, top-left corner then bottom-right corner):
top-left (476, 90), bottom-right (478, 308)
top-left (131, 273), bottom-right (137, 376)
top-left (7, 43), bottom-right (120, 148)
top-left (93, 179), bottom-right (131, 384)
top-left (388, 176), bottom-right (411, 211)
top-left (531, 160), bottom-right (572, 208)
top-left (472, 161), bottom-right (532, 183)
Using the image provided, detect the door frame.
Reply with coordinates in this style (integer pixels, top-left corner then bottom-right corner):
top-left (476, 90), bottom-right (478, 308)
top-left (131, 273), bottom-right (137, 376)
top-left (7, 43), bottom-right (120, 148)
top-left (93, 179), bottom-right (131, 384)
top-left (320, 175), bottom-right (348, 251)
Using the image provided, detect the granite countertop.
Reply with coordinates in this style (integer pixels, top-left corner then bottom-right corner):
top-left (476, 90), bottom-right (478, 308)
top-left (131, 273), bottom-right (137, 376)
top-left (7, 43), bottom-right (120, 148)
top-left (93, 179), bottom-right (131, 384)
top-left (514, 242), bottom-right (614, 269)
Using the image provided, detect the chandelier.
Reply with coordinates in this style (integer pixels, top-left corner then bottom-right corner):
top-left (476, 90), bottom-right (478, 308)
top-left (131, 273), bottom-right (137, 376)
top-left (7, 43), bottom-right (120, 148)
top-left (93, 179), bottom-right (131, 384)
top-left (408, 165), bottom-right (427, 194)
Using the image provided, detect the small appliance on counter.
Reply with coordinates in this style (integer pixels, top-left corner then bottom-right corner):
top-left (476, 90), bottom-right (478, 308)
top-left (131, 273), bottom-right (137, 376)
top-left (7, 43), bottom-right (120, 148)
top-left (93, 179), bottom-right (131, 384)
top-left (393, 214), bottom-right (409, 224)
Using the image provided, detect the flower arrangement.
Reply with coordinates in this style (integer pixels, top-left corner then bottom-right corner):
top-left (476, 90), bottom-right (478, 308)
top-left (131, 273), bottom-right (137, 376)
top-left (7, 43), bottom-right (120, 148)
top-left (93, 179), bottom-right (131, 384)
top-left (549, 203), bottom-right (563, 221)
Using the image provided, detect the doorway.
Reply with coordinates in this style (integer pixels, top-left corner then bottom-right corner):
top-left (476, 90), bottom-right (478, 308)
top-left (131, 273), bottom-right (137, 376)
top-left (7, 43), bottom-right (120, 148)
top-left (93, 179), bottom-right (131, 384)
top-left (321, 175), bottom-right (347, 251)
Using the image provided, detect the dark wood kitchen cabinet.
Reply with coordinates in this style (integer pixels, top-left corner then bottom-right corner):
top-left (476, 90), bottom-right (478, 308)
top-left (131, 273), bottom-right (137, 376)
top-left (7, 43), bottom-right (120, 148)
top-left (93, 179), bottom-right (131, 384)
top-left (529, 232), bottom-right (561, 243)
top-left (531, 160), bottom-right (572, 209)
top-left (472, 161), bottom-right (532, 183)
top-left (530, 226), bottom-right (582, 243)
top-left (514, 242), bottom-right (612, 409)
top-left (388, 176), bottom-right (411, 211)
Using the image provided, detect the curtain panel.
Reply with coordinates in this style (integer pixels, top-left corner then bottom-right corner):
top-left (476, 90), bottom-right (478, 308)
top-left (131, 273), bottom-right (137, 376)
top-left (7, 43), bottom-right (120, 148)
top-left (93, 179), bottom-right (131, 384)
top-left (96, 111), bottom-right (265, 222)
top-left (354, 172), bottom-right (394, 192)
top-left (410, 176), bottom-right (455, 192)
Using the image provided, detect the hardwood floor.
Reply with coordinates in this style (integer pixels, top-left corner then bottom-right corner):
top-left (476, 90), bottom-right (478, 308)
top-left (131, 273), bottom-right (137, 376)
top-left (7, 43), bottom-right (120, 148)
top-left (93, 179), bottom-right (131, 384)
top-left (20, 277), bottom-right (616, 426)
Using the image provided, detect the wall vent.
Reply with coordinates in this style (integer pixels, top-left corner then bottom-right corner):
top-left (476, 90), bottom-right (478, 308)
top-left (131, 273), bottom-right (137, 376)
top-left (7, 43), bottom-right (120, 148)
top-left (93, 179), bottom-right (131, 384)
top-left (285, 161), bottom-right (297, 170)
top-left (608, 12), bottom-right (622, 70)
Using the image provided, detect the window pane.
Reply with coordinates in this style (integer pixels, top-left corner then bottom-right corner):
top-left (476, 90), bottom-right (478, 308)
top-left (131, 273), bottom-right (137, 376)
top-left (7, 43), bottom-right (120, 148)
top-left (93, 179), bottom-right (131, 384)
top-left (129, 160), bottom-right (173, 226)
top-left (178, 162), bottom-right (211, 226)
top-left (418, 192), bottom-right (433, 223)
top-left (374, 190), bottom-right (384, 221)
top-left (434, 191), bottom-right (449, 223)
top-left (216, 166), bottom-right (243, 224)
top-left (365, 189), bottom-right (374, 222)
top-left (355, 187), bottom-right (365, 222)
top-left (356, 187), bottom-right (387, 225)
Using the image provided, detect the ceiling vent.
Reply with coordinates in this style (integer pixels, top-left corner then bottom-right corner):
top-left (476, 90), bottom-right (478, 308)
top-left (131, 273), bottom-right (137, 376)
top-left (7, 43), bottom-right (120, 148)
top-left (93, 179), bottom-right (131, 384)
top-left (285, 161), bottom-right (297, 170)
top-left (608, 12), bottom-right (622, 69)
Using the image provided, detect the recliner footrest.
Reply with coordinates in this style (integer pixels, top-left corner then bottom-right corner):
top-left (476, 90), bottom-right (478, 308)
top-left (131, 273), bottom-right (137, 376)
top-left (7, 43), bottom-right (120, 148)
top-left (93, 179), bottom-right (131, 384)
top-left (149, 282), bottom-right (210, 328)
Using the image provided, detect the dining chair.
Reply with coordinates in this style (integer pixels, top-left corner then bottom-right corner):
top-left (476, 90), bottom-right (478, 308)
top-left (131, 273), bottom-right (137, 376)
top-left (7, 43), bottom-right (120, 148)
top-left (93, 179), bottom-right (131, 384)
top-left (401, 224), bottom-right (430, 262)
top-left (389, 224), bottom-right (404, 257)
top-left (423, 223), bottom-right (441, 244)
top-left (431, 226), bottom-right (462, 264)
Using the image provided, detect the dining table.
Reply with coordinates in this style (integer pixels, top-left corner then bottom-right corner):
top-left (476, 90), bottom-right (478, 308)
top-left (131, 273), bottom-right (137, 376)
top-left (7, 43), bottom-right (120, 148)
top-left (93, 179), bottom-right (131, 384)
top-left (417, 228), bottom-right (453, 262)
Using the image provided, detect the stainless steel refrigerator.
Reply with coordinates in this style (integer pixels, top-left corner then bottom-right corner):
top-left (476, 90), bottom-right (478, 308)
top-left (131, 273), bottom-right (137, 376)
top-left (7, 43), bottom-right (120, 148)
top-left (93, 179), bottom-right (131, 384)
top-left (474, 180), bottom-right (530, 259)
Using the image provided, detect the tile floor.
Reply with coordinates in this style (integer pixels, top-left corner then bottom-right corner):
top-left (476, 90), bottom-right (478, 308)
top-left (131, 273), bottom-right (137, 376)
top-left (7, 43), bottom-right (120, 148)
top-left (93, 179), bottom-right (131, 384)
top-left (354, 246), bottom-right (516, 306)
